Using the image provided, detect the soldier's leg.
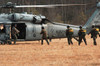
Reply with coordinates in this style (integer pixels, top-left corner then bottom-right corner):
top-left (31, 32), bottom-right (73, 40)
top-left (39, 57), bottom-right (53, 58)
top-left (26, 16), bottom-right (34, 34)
top-left (13, 35), bottom-right (17, 44)
top-left (14, 39), bottom-right (16, 44)
top-left (14, 35), bottom-right (17, 44)
top-left (12, 35), bottom-right (15, 44)
top-left (14, 38), bottom-right (16, 44)
top-left (93, 37), bottom-right (97, 45)
top-left (45, 39), bottom-right (49, 45)
top-left (83, 37), bottom-right (87, 45)
top-left (48, 37), bottom-right (52, 42)
top-left (70, 37), bottom-right (73, 45)
top-left (41, 39), bottom-right (43, 45)
top-left (79, 37), bottom-right (82, 45)
top-left (67, 38), bottom-right (70, 45)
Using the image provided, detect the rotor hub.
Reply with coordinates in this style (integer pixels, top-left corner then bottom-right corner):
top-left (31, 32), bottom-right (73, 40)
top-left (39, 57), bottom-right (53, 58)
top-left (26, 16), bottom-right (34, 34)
top-left (2, 2), bottom-right (15, 8)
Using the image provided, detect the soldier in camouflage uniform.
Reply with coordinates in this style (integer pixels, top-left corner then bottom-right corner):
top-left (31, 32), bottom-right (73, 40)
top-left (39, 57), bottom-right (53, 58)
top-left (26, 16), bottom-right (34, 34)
top-left (66, 26), bottom-right (73, 45)
top-left (89, 25), bottom-right (100, 45)
top-left (40, 27), bottom-right (49, 45)
top-left (12, 24), bottom-right (20, 44)
top-left (78, 26), bottom-right (87, 45)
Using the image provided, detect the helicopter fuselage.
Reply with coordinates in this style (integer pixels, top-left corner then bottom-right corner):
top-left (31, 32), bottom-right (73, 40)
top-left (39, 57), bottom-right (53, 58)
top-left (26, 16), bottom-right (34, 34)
top-left (0, 13), bottom-right (80, 41)
top-left (0, 22), bottom-right (80, 41)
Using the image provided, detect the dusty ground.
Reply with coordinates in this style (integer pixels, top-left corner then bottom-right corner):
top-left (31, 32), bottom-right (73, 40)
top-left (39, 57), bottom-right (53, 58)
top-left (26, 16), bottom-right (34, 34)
top-left (0, 35), bottom-right (100, 66)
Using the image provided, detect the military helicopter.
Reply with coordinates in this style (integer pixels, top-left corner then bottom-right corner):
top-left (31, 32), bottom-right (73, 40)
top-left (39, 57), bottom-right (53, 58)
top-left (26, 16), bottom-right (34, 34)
top-left (0, 2), bottom-right (99, 42)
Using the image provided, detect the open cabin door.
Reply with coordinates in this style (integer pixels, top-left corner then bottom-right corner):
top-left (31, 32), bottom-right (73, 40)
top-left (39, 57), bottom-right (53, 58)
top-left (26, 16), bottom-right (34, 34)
top-left (11, 23), bottom-right (26, 40)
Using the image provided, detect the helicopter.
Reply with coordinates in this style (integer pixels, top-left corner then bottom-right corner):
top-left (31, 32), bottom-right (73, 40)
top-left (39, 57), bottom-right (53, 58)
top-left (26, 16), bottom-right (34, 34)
top-left (0, 2), bottom-right (99, 43)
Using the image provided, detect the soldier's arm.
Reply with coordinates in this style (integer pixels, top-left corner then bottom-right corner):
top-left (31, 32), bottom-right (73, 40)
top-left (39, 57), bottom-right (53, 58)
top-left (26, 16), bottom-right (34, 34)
top-left (15, 28), bottom-right (20, 33)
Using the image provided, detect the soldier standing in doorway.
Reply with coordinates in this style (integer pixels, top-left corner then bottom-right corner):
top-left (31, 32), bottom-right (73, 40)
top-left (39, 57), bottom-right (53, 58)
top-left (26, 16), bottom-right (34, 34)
top-left (12, 24), bottom-right (20, 44)
top-left (78, 26), bottom-right (87, 45)
top-left (66, 26), bottom-right (73, 45)
top-left (40, 26), bottom-right (49, 45)
top-left (88, 25), bottom-right (100, 45)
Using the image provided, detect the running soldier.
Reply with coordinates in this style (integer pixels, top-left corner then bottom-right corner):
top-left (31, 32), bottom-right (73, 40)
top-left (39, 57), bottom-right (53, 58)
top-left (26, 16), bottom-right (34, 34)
top-left (12, 24), bottom-right (20, 44)
top-left (40, 26), bottom-right (49, 45)
top-left (88, 25), bottom-right (100, 45)
top-left (66, 26), bottom-right (73, 45)
top-left (78, 26), bottom-right (87, 45)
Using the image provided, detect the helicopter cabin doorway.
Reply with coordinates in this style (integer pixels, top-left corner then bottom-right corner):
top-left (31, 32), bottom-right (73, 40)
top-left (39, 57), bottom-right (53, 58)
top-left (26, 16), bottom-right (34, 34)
top-left (11, 23), bottom-right (26, 40)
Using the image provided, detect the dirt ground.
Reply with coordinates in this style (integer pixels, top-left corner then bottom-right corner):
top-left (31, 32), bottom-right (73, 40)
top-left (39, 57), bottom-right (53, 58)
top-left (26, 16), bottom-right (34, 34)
top-left (0, 35), bottom-right (100, 66)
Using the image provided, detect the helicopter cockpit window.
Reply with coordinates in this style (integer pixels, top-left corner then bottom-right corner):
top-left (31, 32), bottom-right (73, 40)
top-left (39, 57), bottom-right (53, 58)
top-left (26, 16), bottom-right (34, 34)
top-left (0, 24), bottom-right (5, 33)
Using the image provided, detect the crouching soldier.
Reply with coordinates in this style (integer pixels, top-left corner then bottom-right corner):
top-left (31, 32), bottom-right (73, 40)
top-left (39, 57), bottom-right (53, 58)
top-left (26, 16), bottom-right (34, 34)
top-left (40, 26), bottom-right (49, 45)
top-left (78, 26), bottom-right (87, 45)
top-left (88, 25), bottom-right (100, 45)
top-left (66, 26), bottom-right (73, 45)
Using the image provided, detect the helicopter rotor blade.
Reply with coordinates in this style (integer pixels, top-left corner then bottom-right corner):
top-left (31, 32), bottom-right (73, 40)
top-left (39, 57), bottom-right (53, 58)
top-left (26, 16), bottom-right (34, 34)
top-left (15, 4), bottom-right (86, 8)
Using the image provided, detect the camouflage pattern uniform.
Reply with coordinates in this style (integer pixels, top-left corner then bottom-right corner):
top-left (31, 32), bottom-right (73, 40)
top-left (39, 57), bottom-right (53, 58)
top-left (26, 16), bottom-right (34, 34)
top-left (40, 27), bottom-right (49, 45)
top-left (78, 26), bottom-right (87, 45)
top-left (66, 26), bottom-right (73, 45)
top-left (89, 26), bottom-right (100, 45)
top-left (12, 25), bottom-right (20, 44)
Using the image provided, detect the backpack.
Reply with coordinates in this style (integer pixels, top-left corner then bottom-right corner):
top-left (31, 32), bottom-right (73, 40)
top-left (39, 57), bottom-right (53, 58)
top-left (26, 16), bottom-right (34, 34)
top-left (80, 29), bottom-right (86, 36)
top-left (94, 28), bottom-right (99, 35)
top-left (68, 29), bottom-right (73, 35)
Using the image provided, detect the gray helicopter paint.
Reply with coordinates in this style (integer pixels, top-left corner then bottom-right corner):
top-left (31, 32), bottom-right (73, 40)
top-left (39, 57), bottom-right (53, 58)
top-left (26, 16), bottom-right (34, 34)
top-left (25, 23), bottom-right (42, 40)
top-left (7, 13), bottom-right (46, 23)
top-left (0, 13), bottom-right (46, 24)
top-left (48, 24), bottom-right (79, 39)
top-left (5, 25), bottom-right (11, 34)
top-left (48, 24), bottom-right (66, 38)
top-left (26, 23), bottom-right (36, 40)
top-left (0, 16), bottom-right (11, 23)
top-left (0, 33), bottom-right (6, 40)
top-left (25, 23), bottom-right (79, 41)
top-left (5, 24), bottom-right (11, 39)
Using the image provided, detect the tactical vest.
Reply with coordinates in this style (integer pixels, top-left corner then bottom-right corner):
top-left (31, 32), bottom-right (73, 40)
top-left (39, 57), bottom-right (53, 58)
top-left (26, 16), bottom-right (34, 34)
top-left (68, 28), bottom-right (73, 35)
top-left (91, 28), bottom-right (99, 38)
top-left (80, 29), bottom-right (86, 36)
top-left (95, 28), bottom-right (99, 31)
top-left (41, 29), bottom-right (47, 39)
top-left (94, 28), bottom-right (99, 35)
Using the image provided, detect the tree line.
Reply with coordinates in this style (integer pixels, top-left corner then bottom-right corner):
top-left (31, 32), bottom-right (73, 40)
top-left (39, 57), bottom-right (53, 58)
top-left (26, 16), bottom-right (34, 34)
top-left (0, 0), bottom-right (98, 25)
